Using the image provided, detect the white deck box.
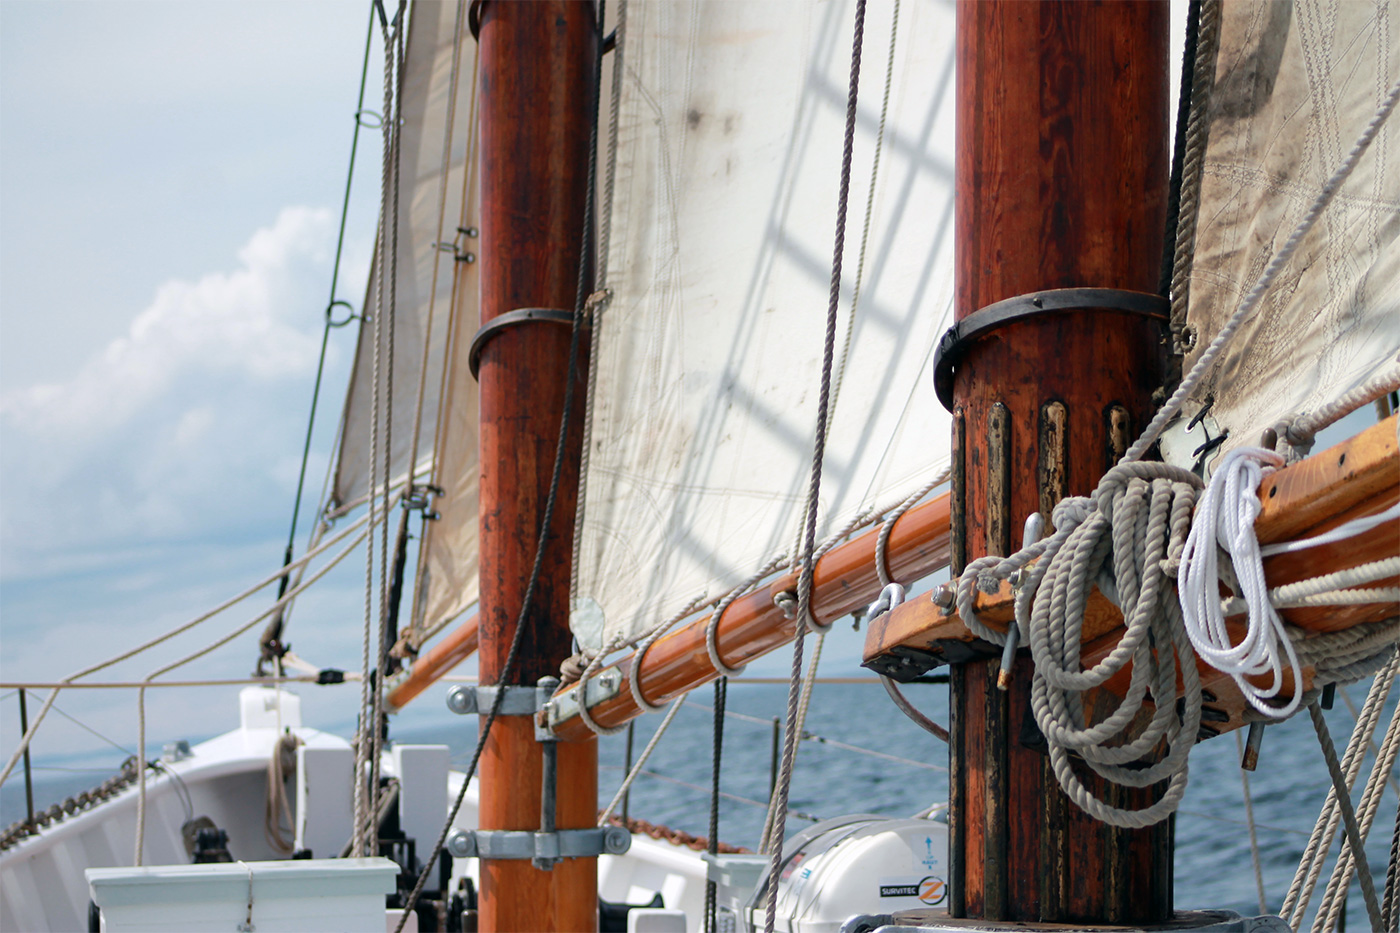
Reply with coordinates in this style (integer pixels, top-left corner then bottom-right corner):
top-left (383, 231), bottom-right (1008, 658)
top-left (87, 857), bottom-right (399, 932)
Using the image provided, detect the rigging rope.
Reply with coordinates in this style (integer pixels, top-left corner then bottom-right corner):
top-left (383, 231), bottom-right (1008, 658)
top-left (0, 505), bottom-right (377, 791)
top-left (263, 732), bottom-right (303, 856)
top-left (371, 5), bottom-right (408, 855)
top-left (353, 2), bottom-right (403, 859)
top-left (942, 61), bottom-right (1400, 831)
top-left (1233, 729), bottom-right (1268, 915)
top-left (760, 632), bottom-right (826, 856)
top-left (1312, 695), bottom-right (1400, 933)
top-left (1383, 797), bottom-right (1400, 933)
top-left (133, 521), bottom-right (375, 863)
top-left (571, 0), bottom-right (626, 611)
top-left (1283, 358), bottom-right (1400, 456)
top-left (398, 0), bottom-right (477, 659)
top-left (704, 674), bottom-right (727, 933)
top-left (827, 0), bottom-right (899, 424)
top-left (597, 696), bottom-right (685, 827)
top-left (766, 5), bottom-right (865, 930)
top-left (1305, 700), bottom-right (1384, 932)
top-left (1281, 648), bottom-right (1399, 928)
top-left (1165, 0), bottom-right (1220, 339)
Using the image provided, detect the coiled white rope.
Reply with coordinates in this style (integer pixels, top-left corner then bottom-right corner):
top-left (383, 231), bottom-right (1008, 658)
top-left (1179, 446), bottom-right (1304, 718)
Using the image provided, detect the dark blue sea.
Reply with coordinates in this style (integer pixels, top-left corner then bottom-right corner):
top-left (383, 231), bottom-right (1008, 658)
top-left (4, 675), bottom-right (1396, 930)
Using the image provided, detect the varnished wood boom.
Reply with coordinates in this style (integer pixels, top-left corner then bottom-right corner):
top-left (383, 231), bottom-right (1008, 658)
top-left (863, 414), bottom-right (1400, 738)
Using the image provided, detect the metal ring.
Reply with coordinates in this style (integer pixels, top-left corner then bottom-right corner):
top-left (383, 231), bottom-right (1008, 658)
top-left (468, 308), bottom-right (576, 379)
top-left (468, 0), bottom-right (487, 40)
top-left (326, 300), bottom-right (358, 328)
top-left (931, 287), bottom-right (1168, 411)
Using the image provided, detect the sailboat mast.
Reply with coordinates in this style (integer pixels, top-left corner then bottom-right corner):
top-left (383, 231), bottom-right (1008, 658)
top-left (950, 0), bottom-right (1172, 924)
top-left (476, 2), bottom-right (598, 930)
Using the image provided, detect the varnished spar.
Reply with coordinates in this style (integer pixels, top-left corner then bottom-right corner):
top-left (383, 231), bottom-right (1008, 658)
top-left (389, 490), bottom-right (953, 716)
top-left (864, 414), bottom-right (1400, 737)
top-left (548, 492), bottom-right (952, 742)
top-left (475, 3), bottom-right (597, 929)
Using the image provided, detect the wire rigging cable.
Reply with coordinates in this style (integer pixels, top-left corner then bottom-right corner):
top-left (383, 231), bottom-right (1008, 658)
top-left (766, 1), bottom-right (865, 930)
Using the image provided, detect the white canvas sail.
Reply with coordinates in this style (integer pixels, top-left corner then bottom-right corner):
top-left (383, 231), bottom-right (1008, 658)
top-left (572, 0), bottom-right (958, 650)
top-left (1165, 0), bottom-right (1400, 468)
top-left (409, 173), bottom-right (481, 650)
top-left (329, 0), bottom-right (477, 518)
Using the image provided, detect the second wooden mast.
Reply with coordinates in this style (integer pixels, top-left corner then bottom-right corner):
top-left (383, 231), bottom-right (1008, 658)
top-left (476, 2), bottom-right (598, 929)
top-left (950, 0), bottom-right (1173, 924)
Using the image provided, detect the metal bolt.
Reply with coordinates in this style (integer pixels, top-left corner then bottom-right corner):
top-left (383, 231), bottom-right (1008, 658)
top-left (446, 685), bottom-right (476, 715)
top-left (603, 825), bottom-right (632, 855)
top-left (931, 584), bottom-right (955, 611)
top-left (446, 829), bottom-right (476, 858)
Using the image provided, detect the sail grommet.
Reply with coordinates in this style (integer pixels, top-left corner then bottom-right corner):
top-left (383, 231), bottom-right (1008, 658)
top-left (468, 308), bottom-right (578, 379)
top-left (931, 287), bottom-right (1169, 411)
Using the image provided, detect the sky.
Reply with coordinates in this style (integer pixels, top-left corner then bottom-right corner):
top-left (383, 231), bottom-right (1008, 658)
top-left (0, 1), bottom-right (408, 775)
top-left (0, 0), bottom-right (878, 779)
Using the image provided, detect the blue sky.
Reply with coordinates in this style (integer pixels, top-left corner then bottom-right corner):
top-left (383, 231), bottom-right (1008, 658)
top-left (0, 1), bottom-right (409, 770)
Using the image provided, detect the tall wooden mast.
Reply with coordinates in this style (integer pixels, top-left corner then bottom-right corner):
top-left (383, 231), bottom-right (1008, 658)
top-left (950, 0), bottom-right (1172, 924)
top-left (477, 2), bottom-right (598, 929)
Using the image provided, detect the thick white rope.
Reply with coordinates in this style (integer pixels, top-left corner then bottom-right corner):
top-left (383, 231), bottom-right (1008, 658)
top-left (1285, 357), bottom-right (1400, 452)
top-left (1179, 446), bottom-right (1304, 718)
top-left (1262, 503), bottom-right (1400, 558)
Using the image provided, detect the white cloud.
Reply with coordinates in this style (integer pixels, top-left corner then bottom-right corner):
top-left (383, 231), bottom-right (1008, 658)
top-left (0, 207), bottom-right (358, 580)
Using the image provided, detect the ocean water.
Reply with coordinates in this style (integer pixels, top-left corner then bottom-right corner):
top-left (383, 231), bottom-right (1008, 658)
top-left (4, 676), bottom-right (1396, 929)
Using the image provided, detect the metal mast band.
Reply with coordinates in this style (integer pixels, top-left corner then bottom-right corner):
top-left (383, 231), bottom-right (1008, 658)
top-left (932, 288), bottom-right (1169, 411)
top-left (468, 307), bottom-right (577, 379)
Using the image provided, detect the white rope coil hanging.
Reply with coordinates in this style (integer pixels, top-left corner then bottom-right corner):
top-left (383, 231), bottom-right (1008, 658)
top-left (1178, 446), bottom-right (1304, 719)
